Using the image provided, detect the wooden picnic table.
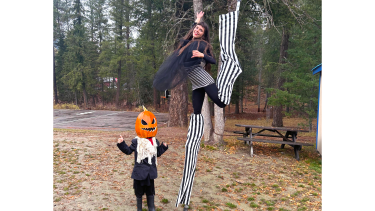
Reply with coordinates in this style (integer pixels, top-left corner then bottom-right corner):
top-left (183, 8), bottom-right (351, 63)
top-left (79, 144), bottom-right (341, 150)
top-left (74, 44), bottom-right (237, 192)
top-left (234, 124), bottom-right (313, 161)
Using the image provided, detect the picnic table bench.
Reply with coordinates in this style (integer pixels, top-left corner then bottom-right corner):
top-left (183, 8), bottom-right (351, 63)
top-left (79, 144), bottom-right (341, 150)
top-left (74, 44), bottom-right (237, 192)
top-left (234, 124), bottom-right (314, 161)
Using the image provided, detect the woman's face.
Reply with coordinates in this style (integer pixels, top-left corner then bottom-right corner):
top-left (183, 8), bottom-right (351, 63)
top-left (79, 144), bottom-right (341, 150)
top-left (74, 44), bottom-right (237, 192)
top-left (193, 25), bottom-right (205, 39)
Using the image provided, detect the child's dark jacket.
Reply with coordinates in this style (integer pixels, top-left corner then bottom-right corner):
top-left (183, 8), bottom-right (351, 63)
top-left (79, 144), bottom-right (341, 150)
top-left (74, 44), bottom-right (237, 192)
top-left (117, 138), bottom-right (168, 180)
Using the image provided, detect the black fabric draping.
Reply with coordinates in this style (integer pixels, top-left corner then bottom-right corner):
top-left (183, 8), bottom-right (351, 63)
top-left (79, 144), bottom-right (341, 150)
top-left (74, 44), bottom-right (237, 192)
top-left (152, 50), bottom-right (191, 91)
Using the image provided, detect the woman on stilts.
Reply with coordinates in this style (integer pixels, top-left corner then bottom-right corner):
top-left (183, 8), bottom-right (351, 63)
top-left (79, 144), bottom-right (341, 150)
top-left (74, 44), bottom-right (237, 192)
top-left (153, 2), bottom-right (242, 210)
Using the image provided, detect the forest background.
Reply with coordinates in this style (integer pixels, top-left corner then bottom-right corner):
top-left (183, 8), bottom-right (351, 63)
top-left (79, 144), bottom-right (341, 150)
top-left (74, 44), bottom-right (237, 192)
top-left (3, 0), bottom-right (375, 210)
top-left (53, 0), bottom-right (322, 133)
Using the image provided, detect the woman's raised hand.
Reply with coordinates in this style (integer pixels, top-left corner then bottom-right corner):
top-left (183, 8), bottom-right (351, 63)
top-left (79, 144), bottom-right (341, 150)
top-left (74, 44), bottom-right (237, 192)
top-left (118, 135), bottom-right (124, 143)
top-left (197, 11), bottom-right (204, 19)
top-left (191, 50), bottom-right (204, 58)
top-left (196, 11), bottom-right (204, 23)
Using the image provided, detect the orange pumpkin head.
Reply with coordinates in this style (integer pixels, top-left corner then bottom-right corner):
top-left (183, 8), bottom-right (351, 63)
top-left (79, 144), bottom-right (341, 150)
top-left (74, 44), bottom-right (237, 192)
top-left (135, 106), bottom-right (158, 138)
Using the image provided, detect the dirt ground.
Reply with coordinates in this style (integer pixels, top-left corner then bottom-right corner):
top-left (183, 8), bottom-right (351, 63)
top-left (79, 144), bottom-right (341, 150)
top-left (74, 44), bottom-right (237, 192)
top-left (53, 117), bottom-right (321, 211)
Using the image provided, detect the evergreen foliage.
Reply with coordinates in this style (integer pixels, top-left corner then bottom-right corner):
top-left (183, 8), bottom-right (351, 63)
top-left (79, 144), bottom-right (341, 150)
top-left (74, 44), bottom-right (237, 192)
top-left (53, 0), bottom-right (321, 124)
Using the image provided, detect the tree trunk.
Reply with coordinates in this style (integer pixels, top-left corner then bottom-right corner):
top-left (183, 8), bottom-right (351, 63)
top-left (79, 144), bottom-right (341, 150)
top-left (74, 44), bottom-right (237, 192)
top-left (240, 77), bottom-right (243, 113)
top-left (53, 47), bottom-right (58, 104)
top-left (202, 94), bottom-right (214, 143)
top-left (235, 101), bottom-right (239, 114)
top-left (74, 90), bottom-right (78, 105)
top-left (92, 94), bottom-right (96, 107)
top-left (257, 37), bottom-right (263, 112)
top-left (168, 80), bottom-right (188, 127)
top-left (116, 60), bottom-right (121, 108)
top-left (234, 80), bottom-right (240, 114)
top-left (263, 91), bottom-right (269, 112)
top-left (82, 83), bottom-right (88, 109)
top-left (214, 57), bottom-right (225, 145)
top-left (153, 88), bottom-right (160, 110)
top-left (147, 0), bottom-right (160, 111)
top-left (272, 28), bottom-right (289, 127)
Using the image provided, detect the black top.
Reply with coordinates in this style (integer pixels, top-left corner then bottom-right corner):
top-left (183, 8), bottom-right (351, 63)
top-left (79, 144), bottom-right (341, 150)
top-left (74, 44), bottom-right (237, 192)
top-left (117, 138), bottom-right (168, 180)
top-left (179, 39), bottom-right (216, 66)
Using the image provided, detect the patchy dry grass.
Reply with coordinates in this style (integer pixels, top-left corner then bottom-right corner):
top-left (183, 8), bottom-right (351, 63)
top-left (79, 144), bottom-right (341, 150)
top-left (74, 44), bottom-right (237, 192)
top-left (53, 116), bottom-right (321, 211)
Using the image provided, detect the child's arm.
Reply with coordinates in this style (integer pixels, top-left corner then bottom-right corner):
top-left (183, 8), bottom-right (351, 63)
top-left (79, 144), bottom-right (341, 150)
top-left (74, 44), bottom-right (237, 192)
top-left (156, 139), bottom-right (168, 157)
top-left (116, 135), bottom-right (136, 155)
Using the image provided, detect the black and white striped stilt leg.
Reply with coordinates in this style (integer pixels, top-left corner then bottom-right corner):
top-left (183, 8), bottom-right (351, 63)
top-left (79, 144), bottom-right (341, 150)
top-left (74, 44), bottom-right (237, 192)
top-left (175, 114), bottom-right (204, 207)
top-left (217, 1), bottom-right (242, 105)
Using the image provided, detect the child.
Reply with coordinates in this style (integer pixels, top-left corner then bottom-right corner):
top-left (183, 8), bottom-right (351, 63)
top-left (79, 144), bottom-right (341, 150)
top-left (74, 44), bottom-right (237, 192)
top-left (117, 107), bottom-right (168, 211)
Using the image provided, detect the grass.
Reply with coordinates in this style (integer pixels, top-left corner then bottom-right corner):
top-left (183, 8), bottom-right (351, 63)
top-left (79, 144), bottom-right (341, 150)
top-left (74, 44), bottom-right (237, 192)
top-left (161, 198), bottom-right (169, 204)
top-left (305, 158), bottom-right (322, 174)
top-left (201, 143), bottom-right (217, 150)
top-left (225, 202), bottom-right (237, 208)
top-left (301, 197), bottom-right (310, 202)
top-left (291, 191), bottom-right (301, 197)
top-left (250, 202), bottom-right (259, 208)
top-left (247, 197), bottom-right (255, 201)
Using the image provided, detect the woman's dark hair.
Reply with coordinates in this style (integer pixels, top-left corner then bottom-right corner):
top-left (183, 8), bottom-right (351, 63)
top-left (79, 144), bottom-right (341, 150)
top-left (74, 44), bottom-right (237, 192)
top-left (176, 22), bottom-right (215, 73)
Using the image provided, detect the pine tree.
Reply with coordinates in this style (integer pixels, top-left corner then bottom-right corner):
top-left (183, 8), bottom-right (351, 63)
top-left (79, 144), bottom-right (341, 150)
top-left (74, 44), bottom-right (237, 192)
top-left (62, 0), bottom-right (95, 108)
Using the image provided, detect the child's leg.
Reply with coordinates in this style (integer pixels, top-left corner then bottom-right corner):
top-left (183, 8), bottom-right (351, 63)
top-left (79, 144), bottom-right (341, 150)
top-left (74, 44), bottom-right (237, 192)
top-left (146, 180), bottom-right (156, 211)
top-left (176, 114), bottom-right (204, 207)
top-left (134, 180), bottom-right (144, 211)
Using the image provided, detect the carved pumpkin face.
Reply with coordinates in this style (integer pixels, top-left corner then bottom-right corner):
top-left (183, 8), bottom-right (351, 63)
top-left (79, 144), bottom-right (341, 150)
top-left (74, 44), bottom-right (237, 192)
top-left (135, 107), bottom-right (157, 138)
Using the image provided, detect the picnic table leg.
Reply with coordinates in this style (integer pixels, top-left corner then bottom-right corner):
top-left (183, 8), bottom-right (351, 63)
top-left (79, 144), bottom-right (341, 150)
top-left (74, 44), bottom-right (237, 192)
top-left (291, 132), bottom-right (297, 142)
top-left (243, 127), bottom-right (250, 145)
top-left (245, 127), bottom-right (251, 145)
top-left (293, 145), bottom-right (302, 161)
top-left (250, 141), bottom-right (253, 157)
top-left (249, 128), bottom-right (254, 156)
top-left (281, 131), bottom-right (289, 149)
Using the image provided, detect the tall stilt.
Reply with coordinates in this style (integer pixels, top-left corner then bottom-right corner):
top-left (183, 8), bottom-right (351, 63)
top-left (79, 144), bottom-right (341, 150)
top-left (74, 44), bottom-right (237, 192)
top-left (175, 114), bottom-right (204, 207)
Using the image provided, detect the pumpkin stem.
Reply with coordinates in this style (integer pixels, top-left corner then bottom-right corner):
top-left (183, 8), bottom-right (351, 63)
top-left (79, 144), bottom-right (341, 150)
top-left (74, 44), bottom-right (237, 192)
top-left (143, 105), bottom-right (148, 111)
